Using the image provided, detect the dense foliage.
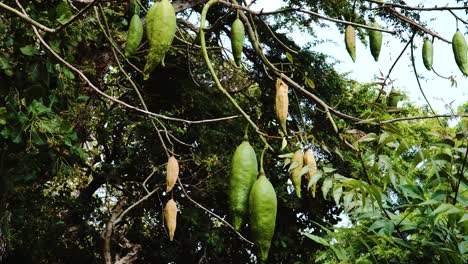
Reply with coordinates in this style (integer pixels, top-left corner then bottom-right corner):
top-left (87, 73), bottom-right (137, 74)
top-left (0, 0), bottom-right (466, 263)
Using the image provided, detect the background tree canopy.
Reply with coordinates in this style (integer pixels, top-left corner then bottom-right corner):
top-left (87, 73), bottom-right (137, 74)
top-left (0, 0), bottom-right (466, 263)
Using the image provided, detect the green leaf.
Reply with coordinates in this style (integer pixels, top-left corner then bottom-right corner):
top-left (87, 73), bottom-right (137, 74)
top-left (308, 170), bottom-right (323, 188)
top-left (280, 137), bottom-right (287, 150)
top-left (305, 77), bottom-right (315, 89)
top-left (400, 184), bottom-right (424, 200)
top-left (430, 203), bottom-right (450, 215)
top-left (62, 67), bottom-right (75, 79)
top-left (20, 45), bottom-right (38, 56)
top-left (303, 232), bottom-right (329, 246)
top-left (278, 153), bottom-right (293, 158)
top-left (322, 166), bottom-right (336, 173)
top-left (358, 133), bottom-right (377, 143)
top-left (297, 165), bottom-right (310, 177)
top-left (285, 52), bottom-right (293, 63)
top-left (333, 186), bottom-right (343, 204)
top-left (322, 177), bottom-right (333, 199)
top-left (369, 219), bottom-right (387, 232)
top-left (343, 191), bottom-right (354, 212)
top-left (458, 213), bottom-right (468, 224)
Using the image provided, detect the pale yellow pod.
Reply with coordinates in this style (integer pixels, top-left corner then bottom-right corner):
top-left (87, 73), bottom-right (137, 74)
top-left (275, 79), bottom-right (288, 133)
top-left (345, 25), bottom-right (356, 62)
top-left (303, 150), bottom-right (317, 181)
top-left (166, 156), bottom-right (179, 192)
top-left (290, 149), bottom-right (303, 198)
top-left (164, 198), bottom-right (177, 241)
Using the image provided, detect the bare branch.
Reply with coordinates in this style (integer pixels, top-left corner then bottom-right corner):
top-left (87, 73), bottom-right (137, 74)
top-left (114, 188), bottom-right (159, 226)
top-left (0, 2), bottom-right (55, 32)
top-left (386, 7), bottom-right (451, 43)
top-left (366, 0), bottom-right (468, 11)
top-left (217, 1), bottom-right (396, 33)
top-left (177, 177), bottom-right (254, 245)
top-left (380, 114), bottom-right (467, 124)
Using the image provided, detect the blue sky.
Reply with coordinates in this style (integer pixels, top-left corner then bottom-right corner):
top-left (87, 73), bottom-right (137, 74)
top-left (252, 0), bottom-right (468, 113)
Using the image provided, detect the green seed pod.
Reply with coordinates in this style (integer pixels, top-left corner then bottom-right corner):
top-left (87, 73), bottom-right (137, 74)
top-left (452, 30), bottom-right (468, 75)
top-left (229, 138), bottom-right (258, 231)
top-left (422, 38), bottom-right (433, 71)
top-left (290, 149), bottom-right (303, 198)
top-left (369, 22), bottom-right (383, 61)
top-left (143, 0), bottom-right (176, 79)
top-left (125, 14), bottom-right (143, 57)
top-left (345, 25), bottom-right (356, 62)
top-left (231, 17), bottom-right (245, 67)
top-left (249, 174), bottom-right (277, 262)
top-left (386, 87), bottom-right (401, 108)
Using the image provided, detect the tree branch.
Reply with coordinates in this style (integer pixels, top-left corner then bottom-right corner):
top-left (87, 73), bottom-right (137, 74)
top-left (217, 1), bottom-right (396, 33)
top-left (177, 177), bottom-right (254, 245)
top-left (366, 0), bottom-right (468, 11)
top-left (386, 7), bottom-right (451, 43)
top-left (380, 114), bottom-right (467, 124)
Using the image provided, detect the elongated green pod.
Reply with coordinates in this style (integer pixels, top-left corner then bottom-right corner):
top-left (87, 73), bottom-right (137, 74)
top-left (229, 138), bottom-right (258, 231)
top-left (452, 30), bottom-right (468, 75)
top-left (369, 22), bottom-right (383, 61)
top-left (231, 17), bottom-right (245, 67)
top-left (125, 14), bottom-right (143, 57)
top-left (289, 149), bottom-right (303, 198)
top-left (249, 174), bottom-right (277, 262)
top-left (143, 0), bottom-right (176, 79)
top-left (422, 38), bottom-right (433, 71)
top-left (345, 25), bottom-right (356, 62)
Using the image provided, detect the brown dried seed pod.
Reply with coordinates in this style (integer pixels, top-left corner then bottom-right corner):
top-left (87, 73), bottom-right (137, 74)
top-left (303, 150), bottom-right (317, 181)
top-left (166, 156), bottom-right (179, 192)
top-left (275, 79), bottom-right (288, 133)
top-left (164, 198), bottom-right (177, 241)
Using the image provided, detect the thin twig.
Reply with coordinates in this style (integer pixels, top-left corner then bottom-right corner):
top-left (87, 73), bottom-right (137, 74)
top-left (375, 32), bottom-right (415, 103)
top-left (386, 7), bottom-right (450, 43)
top-left (259, 17), bottom-right (299, 54)
top-left (114, 188), bottom-right (159, 225)
top-left (177, 177), bottom-right (254, 245)
top-left (217, 1), bottom-right (396, 33)
top-left (97, 4), bottom-right (170, 157)
top-left (200, 0), bottom-right (272, 150)
top-left (367, 0), bottom-right (468, 11)
top-left (0, 2), bottom-right (55, 32)
top-left (55, 0), bottom-right (101, 33)
top-left (409, 36), bottom-right (443, 126)
top-left (380, 114), bottom-right (467, 124)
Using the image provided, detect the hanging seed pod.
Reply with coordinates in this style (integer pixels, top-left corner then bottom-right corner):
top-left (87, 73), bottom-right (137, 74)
top-left (166, 156), bottom-right (179, 192)
top-left (164, 198), bottom-right (177, 241)
top-left (275, 79), bottom-right (288, 134)
top-left (452, 30), bottom-right (468, 75)
top-left (422, 38), bottom-right (433, 71)
top-left (125, 14), bottom-right (143, 57)
top-left (369, 22), bottom-right (383, 61)
top-left (303, 150), bottom-right (317, 181)
top-left (143, 0), bottom-right (176, 79)
top-left (231, 17), bottom-right (245, 67)
top-left (345, 25), bottom-right (356, 62)
top-left (290, 149), bottom-right (303, 198)
top-left (229, 136), bottom-right (258, 231)
top-left (249, 174), bottom-right (277, 262)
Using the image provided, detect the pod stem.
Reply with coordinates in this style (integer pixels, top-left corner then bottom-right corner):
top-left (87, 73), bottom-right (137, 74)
top-left (200, 0), bottom-right (272, 150)
top-left (243, 124), bottom-right (249, 141)
top-left (259, 145), bottom-right (268, 176)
